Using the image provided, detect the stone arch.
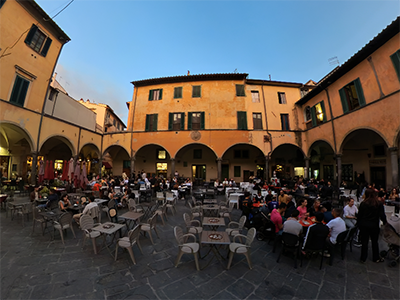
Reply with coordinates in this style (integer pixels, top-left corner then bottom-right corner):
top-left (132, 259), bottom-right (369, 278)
top-left (338, 127), bottom-right (389, 154)
top-left (39, 134), bottom-right (76, 157)
top-left (0, 121), bottom-right (35, 151)
top-left (102, 144), bottom-right (130, 158)
top-left (135, 143), bottom-right (172, 160)
top-left (221, 142), bottom-right (265, 159)
top-left (307, 139), bottom-right (335, 157)
top-left (175, 142), bottom-right (218, 159)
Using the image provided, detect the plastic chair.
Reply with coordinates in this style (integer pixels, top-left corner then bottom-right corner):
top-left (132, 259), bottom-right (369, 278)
top-left (155, 203), bottom-right (167, 225)
top-left (225, 215), bottom-right (246, 239)
top-left (227, 227), bottom-right (256, 270)
top-left (80, 215), bottom-right (101, 254)
top-left (53, 212), bottom-right (76, 245)
top-left (32, 205), bottom-right (48, 235)
top-left (183, 213), bottom-right (203, 240)
top-left (115, 225), bottom-right (143, 264)
top-left (174, 226), bottom-right (200, 271)
top-left (128, 198), bottom-right (144, 213)
top-left (277, 232), bottom-right (301, 268)
top-left (188, 202), bottom-right (202, 219)
top-left (140, 214), bottom-right (159, 245)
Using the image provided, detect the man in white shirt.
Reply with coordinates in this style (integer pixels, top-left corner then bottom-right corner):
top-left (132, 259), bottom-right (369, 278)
top-left (283, 210), bottom-right (303, 237)
top-left (73, 196), bottom-right (99, 224)
top-left (343, 199), bottom-right (358, 228)
top-left (326, 208), bottom-right (346, 244)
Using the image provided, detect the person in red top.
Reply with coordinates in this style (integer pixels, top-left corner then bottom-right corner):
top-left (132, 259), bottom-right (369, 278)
top-left (92, 181), bottom-right (101, 192)
top-left (270, 203), bottom-right (287, 235)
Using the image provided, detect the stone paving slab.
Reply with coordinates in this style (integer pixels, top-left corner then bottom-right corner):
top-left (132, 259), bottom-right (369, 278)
top-left (1, 194), bottom-right (399, 300)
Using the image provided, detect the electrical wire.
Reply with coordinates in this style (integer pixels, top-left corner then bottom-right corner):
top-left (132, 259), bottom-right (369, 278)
top-left (50, 0), bottom-right (75, 19)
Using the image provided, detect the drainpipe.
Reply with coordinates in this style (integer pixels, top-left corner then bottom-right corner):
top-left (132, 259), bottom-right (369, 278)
top-left (261, 84), bottom-right (272, 181)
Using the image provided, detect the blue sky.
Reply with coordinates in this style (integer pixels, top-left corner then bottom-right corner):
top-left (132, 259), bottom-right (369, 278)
top-left (35, 0), bottom-right (400, 125)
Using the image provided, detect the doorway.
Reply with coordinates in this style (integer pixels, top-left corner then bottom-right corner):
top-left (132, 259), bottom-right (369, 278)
top-left (192, 164), bottom-right (206, 185)
top-left (221, 164), bottom-right (229, 180)
top-left (370, 166), bottom-right (386, 189)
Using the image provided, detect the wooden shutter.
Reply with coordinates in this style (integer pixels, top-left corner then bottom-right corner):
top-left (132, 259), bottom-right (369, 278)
top-left (168, 113), bottom-right (173, 130)
top-left (24, 24), bottom-right (37, 45)
top-left (187, 112), bottom-right (192, 130)
top-left (237, 111), bottom-right (247, 130)
top-left (311, 106), bottom-right (317, 127)
top-left (339, 88), bottom-right (349, 113)
top-left (390, 50), bottom-right (400, 81)
top-left (158, 89), bottom-right (162, 100)
top-left (145, 115), bottom-right (150, 131)
top-left (354, 78), bottom-right (366, 107)
top-left (153, 114), bottom-right (158, 131)
top-left (192, 86), bottom-right (201, 97)
top-left (148, 90), bottom-right (153, 100)
top-left (200, 112), bottom-right (205, 130)
top-left (180, 113), bottom-right (185, 130)
top-left (320, 101), bottom-right (327, 122)
top-left (40, 37), bottom-right (52, 57)
top-left (10, 76), bottom-right (29, 107)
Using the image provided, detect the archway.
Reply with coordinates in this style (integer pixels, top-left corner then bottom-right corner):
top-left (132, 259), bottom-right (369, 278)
top-left (270, 143), bottom-right (305, 185)
top-left (0, 122), bottom-right (34, 181)
top-left (39, 136), bottom-right (74, 178)
top-left (175, 143), bottom-right (218, 184)
top-left (221, 143), bottom-right (265, 182)
top-left (308, 140), bottom-right (335, 181)
top-left (79, 143), bottom-right (101, 179)
top-left (134, 144), bottom-right (171, 179)
top-left (340, 129), bottom-right (389, 189)
top-left (103, 145), bottom-right (130, 177)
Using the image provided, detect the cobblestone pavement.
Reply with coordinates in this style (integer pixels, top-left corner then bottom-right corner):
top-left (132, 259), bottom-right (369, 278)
top-left (1, 195), bottom-right (399, 300)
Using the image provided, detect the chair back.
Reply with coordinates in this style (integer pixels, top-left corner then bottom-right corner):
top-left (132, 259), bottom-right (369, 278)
top-left (281, 232), bottom-right (300, 247)
top-left (149, 214), bottom-right (157, 227)
top-left (156, 192), bottom-right (164, 199)
top-left (128, 198), bottom-right (136, 211)
top-left (80, 214), bottom-right (94, 230)
top-left (87, 204), bottom-right (100, 221)
top-left (336, 229), bottom-right (349, 245)
top-left (49, 200), bottom-right (59, 210)
top-left (183, 213), bottom-right (192, 227)
top-left (245, 227), bottom-right (256, 246)
top-left (108, 199), bottom-right (116, 209)
top-left (59, 212), bottom-right (73, 227)
top-left (32, 205), bottom-right (41, 219)
top-left (128, 225), bottom-right (141, 243)
top-left (238, 215), bottom-right (247, 230)
top-left (108, 207), bottom-right (118, 223)
top-left (174, 226), bottom-right (185, 246)
top-left (166, 192), bottom-right (174, 200)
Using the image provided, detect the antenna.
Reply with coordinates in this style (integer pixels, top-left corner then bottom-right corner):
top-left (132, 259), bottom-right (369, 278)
top-left (234, 68), bottom-right (237, 73)
top-left (328, 56), bottom-right (339, 67)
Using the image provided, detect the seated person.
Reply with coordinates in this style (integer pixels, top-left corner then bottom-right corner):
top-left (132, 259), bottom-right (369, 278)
top-left (59, 193), bottom-right (71, 210)
top-left (302, 212), bottom-right (329, 251)
top-left (278, 190), bottom-right (289, 205)
top-left (283, 210), bottom-right (303, 237)
top-left (253, 190), bottom-right (264, 203)
top-left (270, 203), bottom-right (287, 235)
top-left (241, 192), bottom-right (253, 216)
top-left (308, 199), bottom-right (321, 217)
top-left (73, 196), bottom-right (98, 224)
top-left (321, 202), bottom-right (334, 223)
top-left (325, 208), bottom-right (347, 255)
top-left (343, 199), bottom-right (358, 228)
top-left (297, 199), bottom-right (309, 220)
top-left (267, 195), bottom-right (279, 212)
top-left (284, 201), bottom-right (296, 219)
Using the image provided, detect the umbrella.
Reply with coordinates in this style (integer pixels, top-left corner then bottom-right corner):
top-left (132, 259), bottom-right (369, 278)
top-left (74, 161), bottom-right (81, 187)
top-left (61, 160), bottom-right (68, 181)
top-left (68, 157), bottom-right (74, 181)
top-left (48, 160), bottom-right (54, 180)
top-left (44, 160), bottom-right (50, 180)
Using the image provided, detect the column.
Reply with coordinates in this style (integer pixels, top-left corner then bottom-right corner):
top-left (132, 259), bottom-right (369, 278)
top-left (304, 157), bottom-right (310, 179)
top-left (389, 147), bottom-right (399, 188)
top-left (217, 157), bottom-right (222, 181)
top-left (130, 156), bottom-right (135, 178)
top-left (170, 158), bottom-right (175, 178)
top-left (265, 156), bottom-right (270, 182)
top-left (31, 152), bottom-right (38, 185)
top-left (98, 161), bottom-right (102, 178)
top-left (336, 154), bottom-right (342, 186)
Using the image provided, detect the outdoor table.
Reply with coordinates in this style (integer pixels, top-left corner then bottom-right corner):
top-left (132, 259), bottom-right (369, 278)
top-left (92, 222), bottom-right (125, 256)
top-left (200, 231), bottom-right (231, 269)
top-left (119, 211), bottom-right (143, 230)
top-left (203, 217), bottom-right (226, 231)
top-left (202, 204), bottom-right (219, 217)
top-left (203, 199), bottom-right (217, 204)
top-left (39, 209), bottom-right (63, 238)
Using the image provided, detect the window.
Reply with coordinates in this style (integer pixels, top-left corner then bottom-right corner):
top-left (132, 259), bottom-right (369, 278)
top-left (339, 78), bottom-right (366, 113)
top-left (145, 114), bottom-right (158, 132)
top-left (192, 85), bottom-right (201, 98)
top-left (251, 91), bottom-right (260, 103)
top-left (48, 89), bottom-right (57, 101)
top-left (310, 101), bottom-right (327, 127)
top-left (304, 106), bottom-right (312, 129)
top-left (168, 112), bottom-right (184, 130)
top-left (233, 150), bottom-right (249, 159)
top-left (157, 150), bottom-right (166, 160)
top-left (253, 113), bottom-right (262, 130)
top-left (113, 119), bottom-right (116, 126)
top-left (174, 87), bottom-right (182, 99)
top-left (0, 0), bottom-right (6, 9)
top-left (236, 84), bottom-right (245, 96)
top-left (280, 114), bottom-right (290, 130)
top-left (234, 166), bottom-right (241, 177)
top-left (188, 112), bottom-right (205, 130)
top-left (390, 50), bottom-right (400, 82)
top-left (24, 24), bottom-right (52, 57)
top-left (278, 92), bottom-right (287, 104)
top-left (193, 149), bottom-right (202, 159)
top-left (237, 111), bottom-right (247, 130)
top-left (10, 75), bottom-right (30, 107)
top-left (148, 89), bottom-right (163, 101)
top-left (123, 160), bottom-right (131, 168)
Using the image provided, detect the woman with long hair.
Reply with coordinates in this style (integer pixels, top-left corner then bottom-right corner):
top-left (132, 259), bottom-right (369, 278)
top-left (357, 188), bottom-right (387, 263)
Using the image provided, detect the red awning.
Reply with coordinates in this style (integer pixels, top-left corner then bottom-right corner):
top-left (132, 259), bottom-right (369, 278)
top-left (102, 161), bottom-right (112, 169)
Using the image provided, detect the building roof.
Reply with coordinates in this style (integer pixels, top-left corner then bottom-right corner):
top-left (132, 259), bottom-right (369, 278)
top-left (79, 99), bottom-right (127, 129)
top-left (296, 16), bottom-right (400, 106)
top-left (17, 0), bottom-right (70, 43)
top-left (131, 73), bottom-right (249, 87)
top-left (246, 78), bottom-right (314, 89)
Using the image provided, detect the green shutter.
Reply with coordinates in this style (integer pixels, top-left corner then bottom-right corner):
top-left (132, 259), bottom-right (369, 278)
top-left (168, 113), bottom-right (173, 130)
top-left (145, 115), bottom-right (150, 131)
top-left (174, 88), bottom-right (178, 99)
top-left (311, 106), bottom-right (317, 127)
top-left (148, 90), bottom-right (153, 100)
top-left (25, 24), bottom-right (37, 45)
top-left (10, 76), bottom-right (29, 107)
top-left (354, 78), bottom-right (366, 107)
top-left (159, 89), bottom-right (162, 100)
top-left (180, 113), bottom-right (185, 130)
top-left (200, 112), bottom-right (205, 129)
top-left (320, 101), bottom-right (327, 122)
top-left (339, 88), bottom-right (349, 114)
top-left (40, 37), bottom-right (52, 57)
top-left (390, 50), bottom-right (400, 82)
top-left (153, 114), bottom-right (158, 131)
top-left (237, 111), bottom-right (247, 130)
top-left (188, 112), bottom-right (192, 130)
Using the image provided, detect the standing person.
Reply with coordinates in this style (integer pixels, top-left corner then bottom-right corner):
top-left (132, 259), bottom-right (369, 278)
top-left (357, 189), bottom-right (387, 263)
top-left (343, 199), bottom-right (358, 229)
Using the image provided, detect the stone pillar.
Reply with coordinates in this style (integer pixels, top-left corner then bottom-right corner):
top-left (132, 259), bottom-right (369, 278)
top-left (130, 156), bottom-right (135, 178)
top-left (304, 157), bottom-right (310, 179)
top-left (336, 154), bottom-right (342, 186)
top-left (98, 161), bottom-right (102, 178)
top-left (170, 158), bottom-right (175, 179)
top-left (265, 156), bottom-right (270, 182)
top-left (217, 158), bottom-right (222, 181)
top-left (389, 147), bottom-right (399, 188)
top-left (31, 152), bottom-right (38, 185)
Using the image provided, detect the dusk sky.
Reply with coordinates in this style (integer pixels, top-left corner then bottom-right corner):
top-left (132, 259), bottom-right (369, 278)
top-left (35, 0), bottom-right (400, 125)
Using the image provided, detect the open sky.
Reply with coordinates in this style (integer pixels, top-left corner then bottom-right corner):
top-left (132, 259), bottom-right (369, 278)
top-left (35, 0), bottom-right (400, 125)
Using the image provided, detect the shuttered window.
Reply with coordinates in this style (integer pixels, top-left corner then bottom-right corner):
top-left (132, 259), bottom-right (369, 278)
top-left (192, 86), bottom-right (201, 98)
top-left (237, 111), bottom-right (247, 130)
top-left (10, 75), bottom-right (30, 107)
top-left (339, 78), bottom-right (366, 113)
top-left (174, 87), bottom-right (182, 99)
top-left (278, 92), bottom-right (287, 104)
top-left (310, 101), bottom-right (327, 127)
top-left (280, 114), bottom-right (290, 131)
top-left (188, 112), bottom-right (205, 130)
top-left (168, 113), bottom-right (185, 131)
top-left (253, 113), bottom-right (262, 130)
top-left (390, 50), bottom-right (400, 82)
top-left (24, 24), bottom-right (52, 57)
top-left (236, 84), bottom-right (245, 96)
top-left (145, 114), bottom-right (158, 132)
top-left (148, 89), bottom-right (163, 101)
